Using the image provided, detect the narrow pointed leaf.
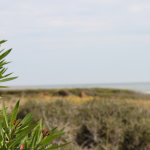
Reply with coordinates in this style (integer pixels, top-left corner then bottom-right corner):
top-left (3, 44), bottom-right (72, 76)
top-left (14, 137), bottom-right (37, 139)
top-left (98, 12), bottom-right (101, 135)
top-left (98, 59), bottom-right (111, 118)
top-left (21, 111), bottom-right (34, 124)
top-left (2, 101), bottom-right (8, 129)
top-left (0, 40), bottom-right (7, 45)
top-left (0, 49), bottom-right (12, 60)
top-left (54, 127), bottom-right (65, 135)
top-left (0, 86), bottom-right (9, 88)
top-left (9, 133), bottom-right (27, 147)
top-left (16, 123), bottom-right (38, 135)
top-left (0, 77), bottom-right (18, 82)
top-left (10, 100), bottom-right (20, 127)
top-left (40, 133), bottom-right (65, 146)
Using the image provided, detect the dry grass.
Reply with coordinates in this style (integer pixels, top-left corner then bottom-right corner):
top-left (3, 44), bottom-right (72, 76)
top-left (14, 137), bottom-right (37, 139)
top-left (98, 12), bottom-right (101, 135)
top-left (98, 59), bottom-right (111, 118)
top-left (1, 88), bottom-right (150, 150)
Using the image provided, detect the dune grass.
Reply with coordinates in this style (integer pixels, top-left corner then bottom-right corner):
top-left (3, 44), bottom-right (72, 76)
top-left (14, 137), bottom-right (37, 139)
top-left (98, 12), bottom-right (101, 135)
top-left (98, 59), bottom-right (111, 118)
top-left (1, 88), bottom-right (150, 150)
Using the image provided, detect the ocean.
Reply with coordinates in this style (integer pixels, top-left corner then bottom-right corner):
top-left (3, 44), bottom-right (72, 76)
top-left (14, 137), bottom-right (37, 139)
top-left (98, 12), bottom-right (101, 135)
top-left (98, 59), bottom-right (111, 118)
top-left (7, 82), bottom-right (150, 93)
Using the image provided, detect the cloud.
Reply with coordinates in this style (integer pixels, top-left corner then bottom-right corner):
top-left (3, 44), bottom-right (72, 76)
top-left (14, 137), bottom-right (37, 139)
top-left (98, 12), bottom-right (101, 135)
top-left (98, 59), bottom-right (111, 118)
top-left (0, 0), bottom-right (113, 36)
top-left (129, 4), bottom-right (150, 13)
top-left (80, 0), bottom-right (120, 4)
top-left (0, 0), bottom-right (150, 37)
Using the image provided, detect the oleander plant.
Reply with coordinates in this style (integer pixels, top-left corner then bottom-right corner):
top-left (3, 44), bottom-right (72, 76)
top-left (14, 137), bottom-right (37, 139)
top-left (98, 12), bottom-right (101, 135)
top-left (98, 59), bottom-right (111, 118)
top-left (0, 40), bottom-right (71, 150)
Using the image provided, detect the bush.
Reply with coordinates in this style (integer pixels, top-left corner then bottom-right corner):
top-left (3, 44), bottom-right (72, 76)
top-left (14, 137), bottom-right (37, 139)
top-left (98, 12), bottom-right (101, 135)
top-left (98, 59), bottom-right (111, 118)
top-left (18, 98), bottom-right (150, 150)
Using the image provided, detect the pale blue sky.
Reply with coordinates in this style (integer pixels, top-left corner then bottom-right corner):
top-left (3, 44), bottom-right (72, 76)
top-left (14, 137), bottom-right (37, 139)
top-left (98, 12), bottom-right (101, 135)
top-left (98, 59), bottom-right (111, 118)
top-left (0, 0), bottom-right (150, 86)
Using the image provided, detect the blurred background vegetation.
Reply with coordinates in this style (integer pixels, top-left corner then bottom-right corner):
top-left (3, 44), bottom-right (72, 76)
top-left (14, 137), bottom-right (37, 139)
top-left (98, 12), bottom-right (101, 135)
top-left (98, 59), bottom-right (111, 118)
top-left (1, 88), bottom-right (150, 150)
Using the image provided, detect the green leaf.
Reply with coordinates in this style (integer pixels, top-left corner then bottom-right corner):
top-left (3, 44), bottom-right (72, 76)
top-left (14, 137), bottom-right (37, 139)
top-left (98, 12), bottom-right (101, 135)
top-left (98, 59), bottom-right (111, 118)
top-left (40, 133), bottom-right (65, 146)
top-left (0, 49), bottom-right (12, 60)
top-left (28, 127), bottom-right (39, 150)
top-left (0, 86), bottom-right (9, 88)
top-left (18, 118), bottom-right (34, 131)
top-left (3, 132), bottom-right (6, 149)
top-left (0, 123), bottom-right (4, 139)
top-left (24, 140), bottom-right (28, 150)
top-left (0, 40), bottom-right (7, 45)
top-left (43, 123), bottom-right (46, 129)
top-left (9, 133), bottom-right (27, 148)
top-left (35, 119), bottom-right (43, 145)
top-left (49, 127), bottom-right (57, 135)
top-left (0, 61), bottom-right (11, 67)
top-left (53, 127), bottom-right (65, 135)
top-left (0, 67), bottom-right (6, 74)
top-left (19, 112), bottom-right (34, 130)
top-left (0, 49), bottom-right (4, 53)
top-left (21, 111), bottom-right (34, 124)
top-left (30, 123), bottom-right (39, 138)
top-left (10, 100), bottom-right (20, 127)
top-left (3, 117), bottom-right (10, 140)
top-left (16, 123), bottom-right (38, 135)
top-left (36, 131), bottom-right (43, 146)
top-left (1, 72), bottom-right (13, 79)
top-left (45, 144), bottom-right (53, 149)
top-left (0, 77), bottom-right (18, 83)
top-left (2, 101), bottom-right (8, 129)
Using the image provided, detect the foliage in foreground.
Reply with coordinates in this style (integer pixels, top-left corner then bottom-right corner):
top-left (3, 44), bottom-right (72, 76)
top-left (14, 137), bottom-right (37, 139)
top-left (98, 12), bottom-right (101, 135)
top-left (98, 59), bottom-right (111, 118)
top-left (0, 100), bottom-right (70, 150)
top-left (0, 40), bottom-right (70, 149)
top-left (0, 40), bottom-right (17, 88)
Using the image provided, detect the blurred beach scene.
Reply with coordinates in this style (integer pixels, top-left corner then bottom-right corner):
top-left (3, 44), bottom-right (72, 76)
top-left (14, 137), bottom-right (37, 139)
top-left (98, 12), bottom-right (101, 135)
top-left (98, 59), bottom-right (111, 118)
top-left (1, 0), bottom-right (150, 149)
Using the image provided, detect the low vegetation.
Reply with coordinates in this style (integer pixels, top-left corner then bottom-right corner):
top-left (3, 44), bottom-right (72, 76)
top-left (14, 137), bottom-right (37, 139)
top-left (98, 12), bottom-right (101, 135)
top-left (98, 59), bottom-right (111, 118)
top-left (1, 88), bottom-right (150, 150)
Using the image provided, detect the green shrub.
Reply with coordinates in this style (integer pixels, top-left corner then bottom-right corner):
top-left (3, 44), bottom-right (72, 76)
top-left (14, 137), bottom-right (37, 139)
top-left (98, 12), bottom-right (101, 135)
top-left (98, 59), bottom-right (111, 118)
top-left (0, 100), bottom-right (71, 149)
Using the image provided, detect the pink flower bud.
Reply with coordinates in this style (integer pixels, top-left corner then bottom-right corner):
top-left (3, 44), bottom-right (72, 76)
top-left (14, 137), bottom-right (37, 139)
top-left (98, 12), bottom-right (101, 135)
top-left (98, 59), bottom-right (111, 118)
top-left (20, 145), bottom-right (23, 150)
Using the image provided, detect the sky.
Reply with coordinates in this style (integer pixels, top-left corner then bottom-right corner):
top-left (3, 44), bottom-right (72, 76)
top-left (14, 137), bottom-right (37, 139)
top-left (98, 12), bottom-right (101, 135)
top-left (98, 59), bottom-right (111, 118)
top-left (0, 0), bottom-right (150, 86)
